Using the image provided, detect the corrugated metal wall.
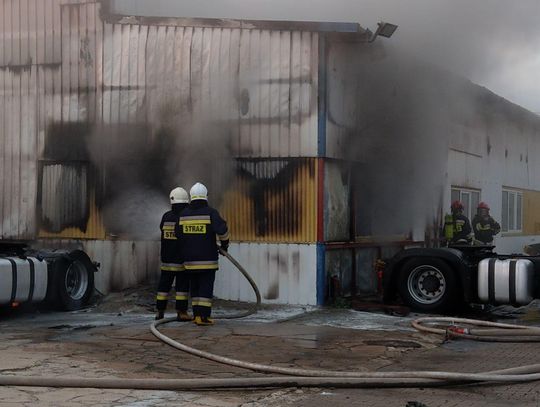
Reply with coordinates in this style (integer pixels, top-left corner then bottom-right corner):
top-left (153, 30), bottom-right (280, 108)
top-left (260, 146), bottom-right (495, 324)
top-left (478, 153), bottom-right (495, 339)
top-left (215, 242), bottom-right (317, 305)
top-left (220, 158), bottom-right (318, 243)
top-left (0, 0), bottom-right (102, 239)
top-left (0, 1), bottom-right (324, 302)
top-left (134, 23), bottom-right (320, 158)
top-left (36, 238), bottom-right (160, 293)
top-left (0, 0), bottom-right (321, 240)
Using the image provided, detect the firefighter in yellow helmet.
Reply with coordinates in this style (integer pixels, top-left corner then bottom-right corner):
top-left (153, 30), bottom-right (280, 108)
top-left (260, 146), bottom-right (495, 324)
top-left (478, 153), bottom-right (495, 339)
top-left (155, 187), bottom-right (192, 321)
top-left (472, 202), bottom-right (500, 245)
top-left (179, 182), bottom-right (229, 326)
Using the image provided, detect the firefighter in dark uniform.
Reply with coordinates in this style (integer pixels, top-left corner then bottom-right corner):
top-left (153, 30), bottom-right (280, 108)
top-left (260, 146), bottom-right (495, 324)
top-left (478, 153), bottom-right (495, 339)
top-left (155, 187), bottom-right (192, 321)
top-left (446, 200), bottom-right (472, 244)
top-left (472, 202), bottom-right (501, 245)
top-left (179, 182), bottom-right (229, 326)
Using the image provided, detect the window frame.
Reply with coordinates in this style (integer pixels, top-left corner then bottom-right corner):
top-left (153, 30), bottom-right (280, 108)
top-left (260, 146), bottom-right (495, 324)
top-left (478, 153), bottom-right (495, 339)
top-left (451, 187), bottom-right (481, 221)
top-left (502, 188), bottom-right (523, 234)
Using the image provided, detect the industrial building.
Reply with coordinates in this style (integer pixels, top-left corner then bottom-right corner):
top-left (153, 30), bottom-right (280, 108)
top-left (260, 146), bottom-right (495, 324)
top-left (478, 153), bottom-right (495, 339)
top-left (1, 0), bottom-right (540, 305)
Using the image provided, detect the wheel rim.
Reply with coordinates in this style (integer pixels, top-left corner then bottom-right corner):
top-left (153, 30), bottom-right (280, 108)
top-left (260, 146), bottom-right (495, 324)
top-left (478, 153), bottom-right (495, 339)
top-left (64, 261), bottom-right (89, 301)
top-left (407, 265), bottom-right (446, 305)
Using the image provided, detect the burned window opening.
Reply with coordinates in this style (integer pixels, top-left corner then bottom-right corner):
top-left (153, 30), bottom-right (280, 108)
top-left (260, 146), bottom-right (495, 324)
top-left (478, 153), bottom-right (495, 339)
top-left (237, 159), bottom-right (314, 237)
top-left (38, 161), bottom-right (91, 233)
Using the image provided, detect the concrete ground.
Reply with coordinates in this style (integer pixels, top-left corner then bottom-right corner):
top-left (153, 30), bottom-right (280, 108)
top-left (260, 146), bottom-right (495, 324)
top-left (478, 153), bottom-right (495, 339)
top-left (0, 291), bottom-right (540, 406)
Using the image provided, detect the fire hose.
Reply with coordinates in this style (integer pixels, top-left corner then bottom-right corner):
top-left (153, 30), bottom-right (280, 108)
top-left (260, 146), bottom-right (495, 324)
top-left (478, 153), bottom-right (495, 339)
top-left (1, 250), bottom-right (540, 390)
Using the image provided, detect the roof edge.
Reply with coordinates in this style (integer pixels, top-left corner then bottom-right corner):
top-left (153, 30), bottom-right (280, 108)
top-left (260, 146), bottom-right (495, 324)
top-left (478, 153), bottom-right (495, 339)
top-left (99, 0), bottom-right (363, 33)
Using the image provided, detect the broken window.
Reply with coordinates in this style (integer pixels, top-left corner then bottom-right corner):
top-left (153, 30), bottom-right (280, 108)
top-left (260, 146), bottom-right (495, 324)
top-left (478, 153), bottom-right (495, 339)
top-left (39, 163), bottom-right (90, 233)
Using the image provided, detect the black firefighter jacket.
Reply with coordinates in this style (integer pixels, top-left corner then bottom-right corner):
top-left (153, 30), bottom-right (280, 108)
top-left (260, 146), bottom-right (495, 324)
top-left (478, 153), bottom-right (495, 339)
top-left (159, 203), bottom-right (188, 271)
top-left (179, 200), bottom-right (229, 272)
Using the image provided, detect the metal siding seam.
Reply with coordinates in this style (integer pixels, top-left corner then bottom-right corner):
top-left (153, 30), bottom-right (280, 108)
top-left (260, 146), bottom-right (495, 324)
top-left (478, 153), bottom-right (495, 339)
top-left (14, 63), bottom-right (21, 238)
top-left (0, 71), bottom-right (3, 238)
top-left (0, 2), bottom-right (4, 238)
top-left (19, 0), bottom-right (27, 62)
top-left (78, 4), bottom-right (87, 122)
top-left (95, 2), bottom-right (103, 124)
top-left (316, 157), bottom-right (325, 304)
top-left (250, 29), bottom-right (259, 157)
top-left (13, 0), bottom-right (20, 65)
top-left (290, 31), bottom-right (300, 156)
top-left (269, 31), bottom-right (279, 157)
top-left (262, 29), bottom-right (271, 157)
top-left (238, 29), bottom-right (249, 155)
top-left (70, 4), bottom-right (79, 122)
top-left (316, 242), bottom-right (325, 305)
top-left (229, 28), bottom-right (239, 154)
top-left (317, 34), bottom-right (326, 157)
top-left (278, 30), bottom-right (290, 157)
top-left (5, 69), bottom-right (12, 237)
top-left (0, 1), bottom-right (4, 67)
top-left (316, 158), bottom-right (324, 242)
top-left (299, 31), bottom-right (310, 156)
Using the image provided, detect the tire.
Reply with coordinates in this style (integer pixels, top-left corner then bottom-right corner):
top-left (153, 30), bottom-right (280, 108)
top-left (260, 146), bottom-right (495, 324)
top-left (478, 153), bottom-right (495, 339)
top-left (398, 257), bottom-right (459, 312)
top-left (51, 251), bottom-right (95, 311)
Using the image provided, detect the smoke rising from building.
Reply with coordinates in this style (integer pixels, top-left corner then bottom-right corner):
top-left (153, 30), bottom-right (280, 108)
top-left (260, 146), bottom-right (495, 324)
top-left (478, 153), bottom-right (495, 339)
top-left (113, 0), bottom-right (540, 114)
top-left (85, 112), bottom-right (236, 240)
top-left (93, 0), bottom-right (540, 240)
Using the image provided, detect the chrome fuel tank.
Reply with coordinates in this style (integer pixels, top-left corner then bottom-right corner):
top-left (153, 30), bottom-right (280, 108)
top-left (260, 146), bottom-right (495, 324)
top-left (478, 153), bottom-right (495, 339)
top-left (0, 257), bottom-right (48, 305)
top-left (478, 258), bottom-right (534, 305)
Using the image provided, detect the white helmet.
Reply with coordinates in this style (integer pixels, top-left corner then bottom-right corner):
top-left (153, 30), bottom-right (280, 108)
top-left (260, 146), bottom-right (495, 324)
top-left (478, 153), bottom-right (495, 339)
top-left (190, 182), bottom-right (208, 201)
top-left (169, 187), bottom-right (189, 204)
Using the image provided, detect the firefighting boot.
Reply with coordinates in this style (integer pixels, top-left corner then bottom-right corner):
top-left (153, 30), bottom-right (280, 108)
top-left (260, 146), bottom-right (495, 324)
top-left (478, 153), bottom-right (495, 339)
top-left (193, 316), bottom-right (214, 326)
top-left (155, 310), bottom-right (165, 320)
top-left (177, 311), bottom-right (193, 322)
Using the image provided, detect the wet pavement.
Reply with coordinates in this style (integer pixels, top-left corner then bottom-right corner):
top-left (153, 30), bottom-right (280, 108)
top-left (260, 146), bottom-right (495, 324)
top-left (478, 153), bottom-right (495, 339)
top-left (0, 296), bottom-right (539, 406)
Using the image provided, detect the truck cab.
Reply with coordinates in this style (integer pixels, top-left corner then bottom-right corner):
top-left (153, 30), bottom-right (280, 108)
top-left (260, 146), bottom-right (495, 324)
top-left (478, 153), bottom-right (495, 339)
top-left (0, 241), bottom-right (98, 311)
top-left (384, 244), bottom-right (540, 312)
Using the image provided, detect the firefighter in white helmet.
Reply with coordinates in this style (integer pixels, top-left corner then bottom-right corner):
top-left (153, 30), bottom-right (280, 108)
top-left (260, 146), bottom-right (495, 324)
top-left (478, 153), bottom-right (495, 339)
top-left (155, 187), bottom-right (192, 321)
top-left (178, 182), bottom-right (229, 326)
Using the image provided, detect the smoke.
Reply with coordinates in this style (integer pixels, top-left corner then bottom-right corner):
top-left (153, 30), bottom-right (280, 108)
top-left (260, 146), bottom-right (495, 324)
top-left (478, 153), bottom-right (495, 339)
top-left (113, 0), bottom-right (540, 113)
top-left (102, 0), bottom-right (540, 240)
top-left (336, 46), bottom-right (469, 237)
top-left (86, 106), bottom-right (236, 240)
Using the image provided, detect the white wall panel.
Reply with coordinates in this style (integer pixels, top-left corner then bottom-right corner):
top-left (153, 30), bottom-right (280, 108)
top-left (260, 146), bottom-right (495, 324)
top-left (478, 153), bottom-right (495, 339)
top-left (215, 243), bottom-right (317, 305)
top-left (37, 239), bottom-right (161, 294)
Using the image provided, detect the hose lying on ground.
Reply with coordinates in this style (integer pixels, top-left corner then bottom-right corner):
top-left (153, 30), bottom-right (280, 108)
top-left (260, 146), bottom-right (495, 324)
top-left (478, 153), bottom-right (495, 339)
top-left (148, 317), bottom-right (540, 385)
top-left (215, 249), bottom-right (261, 319)
top-left (412, 316), bottom-right (540, 342)
top-left (1, 251), bottom-right (540, 390)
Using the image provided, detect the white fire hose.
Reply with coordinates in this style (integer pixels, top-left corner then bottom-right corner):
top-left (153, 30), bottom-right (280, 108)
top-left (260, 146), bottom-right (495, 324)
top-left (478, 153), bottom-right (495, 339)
top-left (1, 250), bottom-right (540, 390)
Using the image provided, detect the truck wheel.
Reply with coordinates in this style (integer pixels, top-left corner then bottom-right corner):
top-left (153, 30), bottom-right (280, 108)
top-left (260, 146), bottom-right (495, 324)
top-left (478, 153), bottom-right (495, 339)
top-left (52, 252), bottom-right (95, 311)
top-left (398, 257), bottom-right (458, 312)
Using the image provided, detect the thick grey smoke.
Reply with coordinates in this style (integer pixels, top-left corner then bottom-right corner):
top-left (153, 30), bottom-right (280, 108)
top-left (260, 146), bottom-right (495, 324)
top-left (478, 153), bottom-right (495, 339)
top-left (104, 0), bottom-right (540, 240)
top-left (113, 0), bottom-right (540, 113)
top-left (86, 111), bottom-right (236, 240)
top-left (334, 45), bottom-right (472, 237)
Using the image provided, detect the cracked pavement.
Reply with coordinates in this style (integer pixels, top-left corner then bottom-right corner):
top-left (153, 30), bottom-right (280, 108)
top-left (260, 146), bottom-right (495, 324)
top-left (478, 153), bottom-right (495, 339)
top-left (0, 295), bottom-right (540, 406)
